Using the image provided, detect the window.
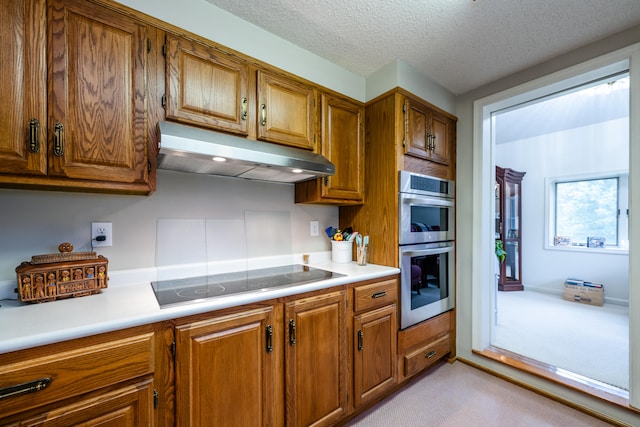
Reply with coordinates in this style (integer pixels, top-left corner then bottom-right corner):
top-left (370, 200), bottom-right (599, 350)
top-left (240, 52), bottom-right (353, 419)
top-left (550, 174), bottom-right (628, 249)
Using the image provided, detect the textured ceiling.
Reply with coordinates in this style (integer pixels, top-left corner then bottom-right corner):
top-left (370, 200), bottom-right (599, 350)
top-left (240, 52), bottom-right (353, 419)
top-left (203, 0), bottom-right (640, 95)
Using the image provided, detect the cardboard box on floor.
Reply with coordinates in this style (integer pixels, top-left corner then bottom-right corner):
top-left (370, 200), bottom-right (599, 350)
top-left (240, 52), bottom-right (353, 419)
top-left (563, 283), bottom-right (604, 306)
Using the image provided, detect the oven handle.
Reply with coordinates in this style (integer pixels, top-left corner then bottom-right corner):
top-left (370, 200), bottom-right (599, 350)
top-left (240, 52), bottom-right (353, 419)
top-left (400, 196), bottom-right (454, 207)
top-left (401, 246), bottom-right (454, 258)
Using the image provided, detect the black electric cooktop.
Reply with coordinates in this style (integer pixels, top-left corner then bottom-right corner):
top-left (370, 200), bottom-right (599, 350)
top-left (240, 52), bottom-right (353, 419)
top-left (151, 264), bottom-right (344, 308)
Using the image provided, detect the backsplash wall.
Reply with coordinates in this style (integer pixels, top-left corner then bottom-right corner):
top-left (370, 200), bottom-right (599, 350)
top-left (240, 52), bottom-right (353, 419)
top-left (0, 170), bottom-right (338, 282)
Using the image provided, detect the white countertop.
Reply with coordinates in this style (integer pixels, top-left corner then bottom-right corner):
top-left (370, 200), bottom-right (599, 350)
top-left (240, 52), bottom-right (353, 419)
top-left (0, 260), bottom-right (399, 354)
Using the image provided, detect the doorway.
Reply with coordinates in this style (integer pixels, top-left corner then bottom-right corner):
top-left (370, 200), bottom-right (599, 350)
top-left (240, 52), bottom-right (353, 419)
top-left (469, 49), bottom-right (640, 407)
top-left (490, 74), bottom-right (630, 390)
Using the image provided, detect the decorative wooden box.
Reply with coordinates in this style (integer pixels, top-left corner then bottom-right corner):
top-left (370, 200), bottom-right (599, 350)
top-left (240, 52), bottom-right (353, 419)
top-left (15, 242), bottom-right (108, 303)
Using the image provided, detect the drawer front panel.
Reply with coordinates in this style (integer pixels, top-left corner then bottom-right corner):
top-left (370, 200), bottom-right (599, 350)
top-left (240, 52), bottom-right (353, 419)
top-left (0, 332), bottom-right (155, 417)
top-left (403, 335), bottom-right (450, 377)
top-left (353, 278), bottom-right (398, 313)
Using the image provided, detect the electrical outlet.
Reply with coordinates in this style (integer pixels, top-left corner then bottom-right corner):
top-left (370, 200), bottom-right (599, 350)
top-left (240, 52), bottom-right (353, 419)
top-left (310, 220), bottom-right (319, 236)
top-left (91, 222), bottom-right (112, 247)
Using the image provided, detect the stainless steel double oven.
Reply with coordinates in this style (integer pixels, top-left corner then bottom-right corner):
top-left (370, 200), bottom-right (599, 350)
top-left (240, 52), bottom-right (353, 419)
top-left (398, 171), bottom-right (455, 329)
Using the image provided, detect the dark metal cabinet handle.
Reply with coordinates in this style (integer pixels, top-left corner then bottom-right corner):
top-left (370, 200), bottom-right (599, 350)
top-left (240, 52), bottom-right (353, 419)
top-left (260, 104), bottom-right (267, 126)
top-left (289, 319), bottom-right (296, 345)
top-left (0, 378), bottom-right (51, 400)
top-left (357, 330), bottom-right (364, 351)
top-left (265, 324), bottom-right (273, 353)
top-left (425, 350), bottom-right (437, 359)
top-left (53, 122), bottom-right (64, 156)
top-left (371, 291), bottom-right (387, 299)
top-left (29, 118), bottom-right (40, 153)
top-left (241, 97), bottom-right (248, 121)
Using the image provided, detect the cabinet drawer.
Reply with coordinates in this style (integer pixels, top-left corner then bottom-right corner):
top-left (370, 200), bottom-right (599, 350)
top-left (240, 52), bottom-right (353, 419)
top-left (353, 278), bottom-right (398, 313)
top-left (0, 332), bottom-right (155, 418)
top-left (403, 335), bottom-right (450, 377)
top-left (398, 311), bottom-right (451, 353)
top-left (17, 378), bottom-right (154, 427)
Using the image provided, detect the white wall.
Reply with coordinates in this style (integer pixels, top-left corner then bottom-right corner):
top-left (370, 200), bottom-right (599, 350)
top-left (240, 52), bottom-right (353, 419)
top-left (366, 60), bottom-right (456, 111)
top-left (496, 118), bottom-right (629, 303)
top-left (0, 171), bottom-right (338, 283)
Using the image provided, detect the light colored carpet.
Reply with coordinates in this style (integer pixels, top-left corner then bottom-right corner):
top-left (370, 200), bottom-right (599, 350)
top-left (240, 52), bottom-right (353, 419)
top-left (344, 361), bottom-right (613, 426)
top-left (493, 290), bottom-right (628, 390)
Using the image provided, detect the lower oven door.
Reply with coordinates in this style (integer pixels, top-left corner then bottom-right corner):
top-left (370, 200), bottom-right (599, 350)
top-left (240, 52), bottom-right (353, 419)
top-left (400, 241), bottom-right (455, 329)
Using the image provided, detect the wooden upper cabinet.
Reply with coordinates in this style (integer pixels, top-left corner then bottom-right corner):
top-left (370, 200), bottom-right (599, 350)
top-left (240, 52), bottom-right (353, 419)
top-left (285, 290), bottom-right (347, 427)
top-left (175, 306), bottom-right (280, 427)
top-left (257, 70), bottom-right (317, 150)
top-left (0, 0), bottom-right (47, 176)
top-left (165, 34), bottom-right (250, 135)
top-left (320, 94), bottom-right (364, 200)
top-left (48, 0), bottom-right (149, 185)
top-left (404, 96), bottom-right (454, 166)
top-left (295, 93), bottom-right (365, 205)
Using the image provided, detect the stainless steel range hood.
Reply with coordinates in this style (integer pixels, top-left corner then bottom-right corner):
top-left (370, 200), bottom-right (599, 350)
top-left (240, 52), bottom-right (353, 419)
top-left (157, 122), bottom-right (335, 183)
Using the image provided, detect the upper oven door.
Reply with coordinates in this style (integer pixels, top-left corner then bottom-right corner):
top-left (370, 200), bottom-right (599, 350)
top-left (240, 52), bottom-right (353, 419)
top-left (399, 192), bottom-right (455, 245)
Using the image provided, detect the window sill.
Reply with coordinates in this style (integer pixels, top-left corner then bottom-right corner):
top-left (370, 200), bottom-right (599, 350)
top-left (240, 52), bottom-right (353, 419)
top-left (545, 244), bottom-right (629, 255)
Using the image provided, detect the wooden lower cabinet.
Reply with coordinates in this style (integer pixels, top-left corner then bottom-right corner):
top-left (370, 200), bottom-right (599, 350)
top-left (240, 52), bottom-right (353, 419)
top-left (0, 276), bottom-right (428, 426)
top-left (175, 305), bottom-right (282, 427)
top-left (285, 290), bottom-right (348, 427)
top-left (397, 311), bottom-right (453, 382)
top-left (174, 290), bottom-right (348, 427)
top-left (173, 281), bottom-right (430, 426)
top-left (351, 278), bottom-right (398, 409)
top-left (0, 324), bottom-right (159, 426)
top-left (353, 304), bottom-right (397, 408)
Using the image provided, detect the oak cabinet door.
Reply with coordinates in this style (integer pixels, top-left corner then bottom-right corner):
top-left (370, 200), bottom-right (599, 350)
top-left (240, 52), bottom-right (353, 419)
top-left (165, 34), bottom-right (249, 135)
top-left (257, 70), bottom-right (317, 150)
top-left (294, 93), bottom-right (364, 205)
top-left (429, 109), bottom-right (453, 166)
top-left (175, 307), bottom-right (279, 427)
top-left (0, 0), bottom-right (47, 176)
top-left (404, 98), bottom-right (430, 159)
top-left (285, 290), bottom-right (347, 427)
top-left (48, 0), bottom-right (149, 184)
top-left (320, 94), bottom-right (365, 201)
top-left (353, 304), bottom-right (397, 408)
